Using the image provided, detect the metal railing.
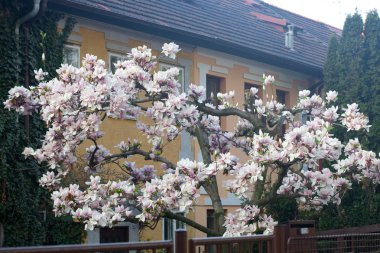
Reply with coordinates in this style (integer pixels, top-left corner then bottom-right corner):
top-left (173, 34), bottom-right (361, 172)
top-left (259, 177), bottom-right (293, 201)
top-left (189, 234), bottom-right (274, 253)
top-left (0, 240), bottom-right (173, 253)
top-left (287, 233), bottom-right (380, 253)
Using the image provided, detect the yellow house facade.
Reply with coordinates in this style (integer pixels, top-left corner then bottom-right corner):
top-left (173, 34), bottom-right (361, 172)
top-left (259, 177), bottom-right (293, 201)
top-left (51, 0), bottom-right (339, 243)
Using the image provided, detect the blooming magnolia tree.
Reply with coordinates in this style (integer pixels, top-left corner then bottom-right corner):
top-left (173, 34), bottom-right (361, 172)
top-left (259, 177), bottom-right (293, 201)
top-left (5, 43), bottom-right (379, 237)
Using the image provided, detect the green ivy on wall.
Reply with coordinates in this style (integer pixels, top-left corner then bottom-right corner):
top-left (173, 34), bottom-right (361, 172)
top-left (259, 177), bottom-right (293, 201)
top-left (0, 0), bottom-right (83, 246)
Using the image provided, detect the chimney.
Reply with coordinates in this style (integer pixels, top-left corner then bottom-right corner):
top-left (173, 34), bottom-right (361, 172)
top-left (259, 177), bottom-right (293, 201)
top-left (285, 25), bottom-right (295, 50)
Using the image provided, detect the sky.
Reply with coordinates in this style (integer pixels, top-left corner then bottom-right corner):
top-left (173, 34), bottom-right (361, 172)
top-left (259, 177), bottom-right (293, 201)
top-left (263, 0), bottom-right (380, 28)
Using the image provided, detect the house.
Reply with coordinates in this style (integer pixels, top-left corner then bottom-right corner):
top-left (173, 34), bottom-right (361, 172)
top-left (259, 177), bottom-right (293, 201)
top-left (46, 0), bottom-right (340, 243)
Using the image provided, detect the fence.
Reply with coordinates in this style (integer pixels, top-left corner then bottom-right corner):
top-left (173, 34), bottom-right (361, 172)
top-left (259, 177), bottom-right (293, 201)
top-left (189, 234), bottom-right (274, 253)
top-left (0, 240), bottom-right (173, 253)
top-left (2, 224), bottom-right (380, 253)
top-left (287, 233), bottom-right (380, 253)
top-left (0, 229), bottom-right (276, 253)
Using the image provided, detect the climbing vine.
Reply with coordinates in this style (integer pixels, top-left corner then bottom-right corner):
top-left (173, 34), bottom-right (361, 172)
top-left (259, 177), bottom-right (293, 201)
top-left (0, 0), bottom-right (82, 246)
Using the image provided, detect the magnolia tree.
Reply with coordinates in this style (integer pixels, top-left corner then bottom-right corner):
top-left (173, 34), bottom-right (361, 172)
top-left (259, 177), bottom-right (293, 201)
top-left (5, 43), bottom-right (379, 237)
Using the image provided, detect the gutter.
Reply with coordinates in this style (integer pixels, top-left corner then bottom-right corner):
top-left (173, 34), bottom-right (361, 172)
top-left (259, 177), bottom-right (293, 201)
top-left (15, 0), bottom-right (42, 36)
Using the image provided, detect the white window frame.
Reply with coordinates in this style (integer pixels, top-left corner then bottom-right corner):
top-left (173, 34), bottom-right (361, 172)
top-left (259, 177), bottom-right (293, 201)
top-left (107, 52), bottom-right (136, 120)
top-left (108, 52), bottom-right (128, 73)
top-left (160, 63), bottom-right (185, 93)
top-left (162, 212), bottom-right (186, 240)
top-left (63, 44), bottom-right (80, 68)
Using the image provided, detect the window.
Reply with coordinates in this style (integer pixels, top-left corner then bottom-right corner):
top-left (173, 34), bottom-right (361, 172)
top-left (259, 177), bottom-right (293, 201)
top-left (109, 52), bottom-right (127, 74)
top-left (276, 89), bottom-right (289, 107)
top-left (63, 44), bottom-right (80, 68)
top-left (207, 209), bottom-right (216, 233)
top-left (160, 63), bottom-right (185, 93)
top-left (206, 75), bottom-right (222, 106)
top-left (276, 89), bottom-right (290, 135)
top-left (163, 212), bottom-right (185, 240)
top-left (100, 226), bottom-right (129, 243)
top-left (244, 83), bottom-right (262, 103)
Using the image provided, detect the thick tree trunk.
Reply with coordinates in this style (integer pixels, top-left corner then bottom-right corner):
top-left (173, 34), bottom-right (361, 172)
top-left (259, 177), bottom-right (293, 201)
top-left (195, 125), bottom-right (225, 235)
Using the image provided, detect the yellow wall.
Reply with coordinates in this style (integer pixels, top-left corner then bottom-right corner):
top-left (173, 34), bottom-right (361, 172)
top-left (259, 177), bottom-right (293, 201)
top-left (65, 19), bottom-right (316, 241)
top-left (189, 50), bottom-right (314, 238)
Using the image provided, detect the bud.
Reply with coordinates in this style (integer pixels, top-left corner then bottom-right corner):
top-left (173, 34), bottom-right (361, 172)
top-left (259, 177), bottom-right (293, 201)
top-left (42, 53), bottom-right (45, 62)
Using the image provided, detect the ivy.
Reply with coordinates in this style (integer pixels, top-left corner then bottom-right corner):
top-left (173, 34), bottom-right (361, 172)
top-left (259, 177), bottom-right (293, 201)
top-left (0, 0), bottom-right (81, 246)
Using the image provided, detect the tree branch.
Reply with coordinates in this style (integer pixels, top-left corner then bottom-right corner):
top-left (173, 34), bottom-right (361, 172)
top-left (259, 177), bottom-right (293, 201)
top-left (196, 102), bottom-right (264, 130)
top-left (250, 165), bottom-right (290, 208)
top-left (163, 210), bottom-right (221, 236)
top-left (102, 148), bottom-right (176, 169)
top-left (194, 124), bottom-right (225, 234)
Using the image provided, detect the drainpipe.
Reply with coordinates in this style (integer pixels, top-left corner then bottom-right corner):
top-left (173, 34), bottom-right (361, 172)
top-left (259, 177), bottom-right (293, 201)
top-left (15, 0), bottom-right (42, 141)
top-left (15, 0), bottom-right (41, 85)
top-left (15, 0), bottom-right (41, 38)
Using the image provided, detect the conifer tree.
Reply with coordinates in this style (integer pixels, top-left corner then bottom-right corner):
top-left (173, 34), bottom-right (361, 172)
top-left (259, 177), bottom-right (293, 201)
top-left (309, 11), bottom-right (380, 231)
top-left (362, 10), bottom-right (380, 153)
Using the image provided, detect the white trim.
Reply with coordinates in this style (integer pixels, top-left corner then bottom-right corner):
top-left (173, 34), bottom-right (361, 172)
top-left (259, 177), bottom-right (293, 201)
top-left (274, 80), bottom-right (293, 89)
top-left (197, 63), bottom-right (211, 101)
top-left (211, 66), bottom-right (229, 75)
top-left (106, 41), bottom-right (131, 54)
top-left (67, 33), bottom-right (83, 44)
top-left (86, 222), bottom-right (139, 244)
top-left (196, 47), bottom-right (311, 81)
top-left (108, 51), bottom-right (127, 73)
top-left (160, 63), bottom-right (185, 93)
top-left (107, 52), bottom-right (137, 121)
top-left (244, 73), bottom-right (261, 82)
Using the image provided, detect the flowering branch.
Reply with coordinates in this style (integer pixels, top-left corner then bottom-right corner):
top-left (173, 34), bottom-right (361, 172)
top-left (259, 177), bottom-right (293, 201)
top-left (5, 43), bottom-right (378, 237)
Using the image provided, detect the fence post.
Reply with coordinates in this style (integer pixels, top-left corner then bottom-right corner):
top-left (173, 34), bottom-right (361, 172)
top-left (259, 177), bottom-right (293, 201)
top-left (273, 224), bottom-right (288, 253)
top-left (175, 229), bottom-right (187, 253)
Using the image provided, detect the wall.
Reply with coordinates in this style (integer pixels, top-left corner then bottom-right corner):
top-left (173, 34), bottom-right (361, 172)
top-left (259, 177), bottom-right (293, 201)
top-left (190, 47), bottom-right (316, 238)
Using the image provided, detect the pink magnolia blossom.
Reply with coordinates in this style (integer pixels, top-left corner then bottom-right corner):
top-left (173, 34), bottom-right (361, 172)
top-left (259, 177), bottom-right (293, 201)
top-left (5, 43), bottom-right (380, 236)
top-left (162, 42), bottom-right (181, 59)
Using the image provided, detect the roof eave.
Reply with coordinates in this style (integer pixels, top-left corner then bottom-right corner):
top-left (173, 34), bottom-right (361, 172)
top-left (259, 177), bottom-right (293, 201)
top-left (48, 0), bottom-right (322, 77)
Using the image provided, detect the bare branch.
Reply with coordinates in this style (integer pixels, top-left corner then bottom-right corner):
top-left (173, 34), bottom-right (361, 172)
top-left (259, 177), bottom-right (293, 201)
top-left (163, 210), bottom-right (221, 236)
top-left (196, 102), bottom-right (264, 130)
top-left (102, 148), bottom-right (176, 169)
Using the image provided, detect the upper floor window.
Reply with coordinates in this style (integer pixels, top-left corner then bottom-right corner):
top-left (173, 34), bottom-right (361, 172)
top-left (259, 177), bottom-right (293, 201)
top-left (160, 63), bottom-right (185, 93)
top-left (109, 52), bottom-right (127, 74)
top-left (276, 89), bottom-right (289, 107)
top-left (206, 75), bottom-right (223, 106)
top-left (63, 44), bottom-right (80, 68)
top-left (244, 82), bottom-right (262, 102)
